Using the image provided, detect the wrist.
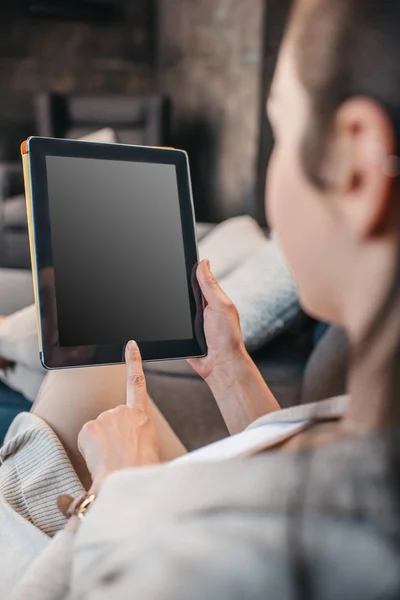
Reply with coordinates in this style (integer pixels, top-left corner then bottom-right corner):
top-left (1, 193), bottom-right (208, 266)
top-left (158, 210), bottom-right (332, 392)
top-left (66, 516), bottom-right (81, 533)
top-left (90, 451), bottom-right (161, 494)
top-left (205, 348), bottom-right (280, 435)
top-left (205, 347), bottom-right (254, 395)
top-left (89, 469), bottom-right (114, 495)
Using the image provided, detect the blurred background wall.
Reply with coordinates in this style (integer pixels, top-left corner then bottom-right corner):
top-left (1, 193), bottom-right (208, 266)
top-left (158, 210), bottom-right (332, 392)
top-left (158, 0), bottom-right (265, 222)
top-left (0, 2), bottom-right (156, 162)
top-left (0, 0), bottom-right (292, 222)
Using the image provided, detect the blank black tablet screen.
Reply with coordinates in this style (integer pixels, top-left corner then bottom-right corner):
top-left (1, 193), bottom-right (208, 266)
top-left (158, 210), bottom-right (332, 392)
top-left (45, 156), bottom-right (194, 347)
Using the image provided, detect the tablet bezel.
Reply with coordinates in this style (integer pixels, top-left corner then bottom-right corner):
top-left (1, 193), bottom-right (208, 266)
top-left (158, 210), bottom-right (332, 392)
top-left (26, 136), bottom-right (207, 369)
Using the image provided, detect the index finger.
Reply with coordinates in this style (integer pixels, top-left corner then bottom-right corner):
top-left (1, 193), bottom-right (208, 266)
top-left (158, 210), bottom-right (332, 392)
top-left (125, 341), bottom-right (149, 411)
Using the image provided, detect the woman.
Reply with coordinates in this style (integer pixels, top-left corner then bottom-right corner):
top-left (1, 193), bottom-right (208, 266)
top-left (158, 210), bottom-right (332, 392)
top-left (2, 0), bottom-right (400, 597)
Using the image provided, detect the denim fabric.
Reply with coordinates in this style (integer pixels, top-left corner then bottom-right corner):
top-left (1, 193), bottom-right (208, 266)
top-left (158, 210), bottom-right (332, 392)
top-left (0, 382), bottom-right (30, 444)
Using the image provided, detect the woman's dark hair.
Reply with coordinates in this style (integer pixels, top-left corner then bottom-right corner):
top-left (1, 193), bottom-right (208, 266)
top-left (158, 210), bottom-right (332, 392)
top-left (282, 1), bottom-right (400, 596)
top-left (290, 0), bottom-right (400, 422)
top-left (294, 0), bottom-right (400, 188)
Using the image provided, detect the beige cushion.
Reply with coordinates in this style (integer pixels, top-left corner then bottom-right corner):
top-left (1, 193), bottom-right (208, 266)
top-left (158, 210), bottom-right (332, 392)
top-left (0, 306), bottom-right (46, 402)
top-left (77, 127), bottom-right (117, 144)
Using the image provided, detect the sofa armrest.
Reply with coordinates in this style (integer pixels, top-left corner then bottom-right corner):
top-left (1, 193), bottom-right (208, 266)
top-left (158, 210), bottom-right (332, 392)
top-left (143, 324), bottom-right (313, 450)
top-left (0, 195), bottom-right (30, 270)
top-left (0, 163), bottom-right (24, 202)
top-left (0, 269), bottom-right (34, 315)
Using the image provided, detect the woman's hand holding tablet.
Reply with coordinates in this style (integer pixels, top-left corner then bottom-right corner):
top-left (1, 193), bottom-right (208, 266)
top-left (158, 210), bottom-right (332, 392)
top-left (21, 137), bottom-right (207, 369)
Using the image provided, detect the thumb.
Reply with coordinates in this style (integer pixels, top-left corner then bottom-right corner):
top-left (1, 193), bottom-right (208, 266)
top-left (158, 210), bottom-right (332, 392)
top-left (196, 260), bottom-right (232, 310)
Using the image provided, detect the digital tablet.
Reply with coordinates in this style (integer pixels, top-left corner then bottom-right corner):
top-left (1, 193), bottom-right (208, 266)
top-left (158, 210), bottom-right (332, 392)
top-left (21, 137), bottom-right (207, 369)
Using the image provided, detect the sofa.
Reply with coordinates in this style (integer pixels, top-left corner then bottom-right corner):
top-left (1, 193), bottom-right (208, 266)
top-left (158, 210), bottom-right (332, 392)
top-left (0, 164), bottom-right (29, 269)
top-left (0, 218), bottom-right (349, 449)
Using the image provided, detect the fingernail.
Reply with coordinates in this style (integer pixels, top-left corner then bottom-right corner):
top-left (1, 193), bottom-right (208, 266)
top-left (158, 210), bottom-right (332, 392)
top-left (127, 340), bottom-right (137, 352)
top-left (205, 259), bottom-right (211, 270)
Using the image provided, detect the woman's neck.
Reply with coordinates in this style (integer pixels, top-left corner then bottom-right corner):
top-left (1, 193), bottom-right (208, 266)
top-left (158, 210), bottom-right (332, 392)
top-left (344, 312), bottom-right (400, 435)
top-left (341, 234), bottom-right (400, 434)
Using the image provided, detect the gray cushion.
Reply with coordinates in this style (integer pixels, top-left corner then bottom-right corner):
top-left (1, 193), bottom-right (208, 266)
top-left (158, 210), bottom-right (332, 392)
top-left (1, 196), bottom-right (27, 230)
top-left (196, 222), bottom-right (215, 242)
top-left (0, 230), bottom-right (30, 270)
top-left (219, 239), bottom-right (305, 353)
top-left (0, 269), bottom-right (34, 316)
top-left (0, 163), bottom-right (24, 202)
top-left (0, 195), bottom-right (30, 269)
top-left (196, 219), bottom-right (304, 353)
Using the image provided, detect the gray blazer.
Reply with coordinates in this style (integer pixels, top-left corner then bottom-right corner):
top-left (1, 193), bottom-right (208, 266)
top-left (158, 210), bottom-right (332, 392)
top-left (10, 397), bottom-right (400, 600)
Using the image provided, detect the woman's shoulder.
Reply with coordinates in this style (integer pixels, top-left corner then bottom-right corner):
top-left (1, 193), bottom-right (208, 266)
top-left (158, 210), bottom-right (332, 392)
top-left (72, 452), bottom-right (400, 600)
top-left (74, 510), bottom-right (400, 599)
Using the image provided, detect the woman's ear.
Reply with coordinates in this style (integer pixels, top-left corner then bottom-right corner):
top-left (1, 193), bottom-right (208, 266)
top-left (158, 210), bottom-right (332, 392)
top-left (330, 98), bottom-right (396, 239)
